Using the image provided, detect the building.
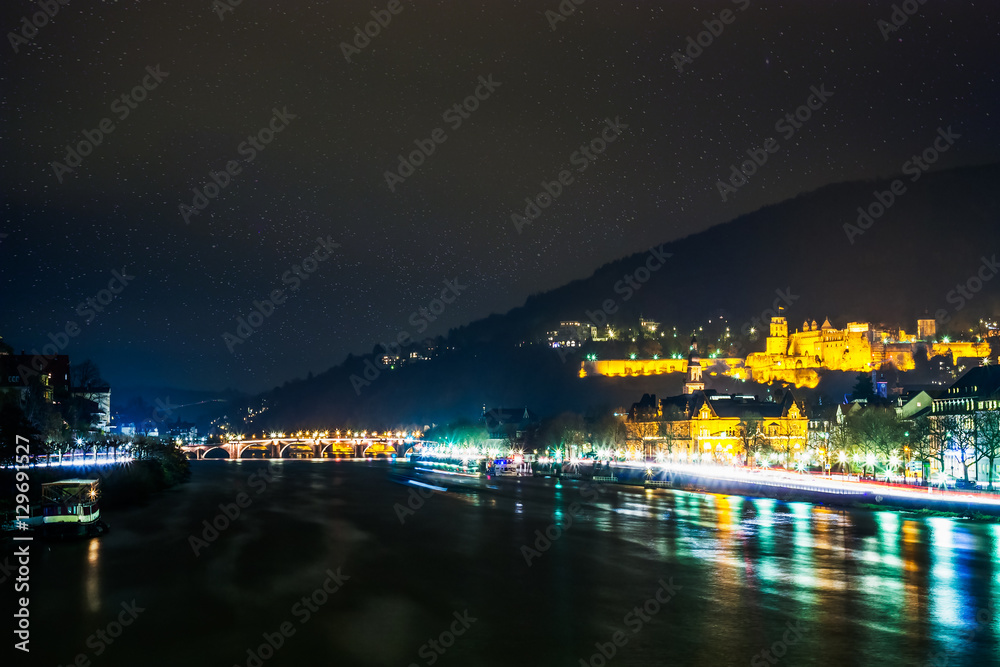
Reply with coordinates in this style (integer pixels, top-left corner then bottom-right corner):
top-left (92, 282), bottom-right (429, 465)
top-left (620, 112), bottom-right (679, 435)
top-left (640, 318), bottom-right (661, 335)
top-left (71, 386), bottom-right (111, 433)
top-left (683, 337), bottom-right (704, 394)
top-left (545, 321), bottom-right (596, 348)
top-left (919, 366), bottom-right (1000, 483)
top-left (0, 352), bottom-right (71, 402)
top-left (625, 339), bottom-right (808, 463)
top-left (744, 316), bottom-right (989, 386)
top-left (579, 309), bottom-right (990, 387)
top-left (483, 406), bottom-right (538, 442)
top-left (918, 319), bottom-right (937, 341)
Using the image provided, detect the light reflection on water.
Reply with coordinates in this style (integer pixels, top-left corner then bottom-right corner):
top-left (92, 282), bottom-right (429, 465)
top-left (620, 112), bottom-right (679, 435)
top-left (566, 485), bottom-right (999, 664)
top-left (27, 464), bottom-right (1000, 667)
top-left (85, 536), bottom-right (101, 613)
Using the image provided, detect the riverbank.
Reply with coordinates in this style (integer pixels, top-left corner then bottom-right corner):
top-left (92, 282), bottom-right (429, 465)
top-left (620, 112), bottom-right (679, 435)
top-left (416, 458), bottom-right (1000, 520)
top-left (592, 464), bottom-right (1000, 520)
top-left (0, 452), bottom-right (190, 521)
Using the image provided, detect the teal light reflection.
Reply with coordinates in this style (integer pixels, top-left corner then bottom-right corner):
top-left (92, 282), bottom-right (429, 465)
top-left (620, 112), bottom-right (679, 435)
top-left (927, 517), bottom-right (961, 635)
top-left (875, 511), bottom-right (904, 570)
top-left (789, 502), bottom-right (817, 605)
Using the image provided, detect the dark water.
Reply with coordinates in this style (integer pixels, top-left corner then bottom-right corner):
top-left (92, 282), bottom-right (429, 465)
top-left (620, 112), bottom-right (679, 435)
top-left (10, 461), bottom-right (1000, 667)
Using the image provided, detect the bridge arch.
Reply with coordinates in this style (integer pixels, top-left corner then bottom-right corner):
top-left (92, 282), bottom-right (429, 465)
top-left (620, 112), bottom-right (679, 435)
top-left (202, 446), bottom-right (230, 459)
top-left (363, 441), bottom-right (398, 457)
top-left (279, 443), bottom-right (317, 459)
top-left (238, 444), bottom-right (270, 459)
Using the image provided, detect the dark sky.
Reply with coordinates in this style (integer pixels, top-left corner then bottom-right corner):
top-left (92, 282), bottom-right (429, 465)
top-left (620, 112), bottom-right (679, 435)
top-left (2, 1), bottom-right (998, 393)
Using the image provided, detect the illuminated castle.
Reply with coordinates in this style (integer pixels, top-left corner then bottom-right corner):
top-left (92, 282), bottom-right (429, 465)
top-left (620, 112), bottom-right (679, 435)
top-left (582, 315), bottom-right (990, 388)
top-left (743, 316), bottom-right (989, 385)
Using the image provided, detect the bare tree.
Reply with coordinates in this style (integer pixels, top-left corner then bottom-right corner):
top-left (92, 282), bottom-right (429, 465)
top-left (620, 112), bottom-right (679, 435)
top-left (943, 415), bottom-right (978, 483)
top-left (846, 408), bottom-right (905, 477)
top-left (736, 413), bottom-right (764, 468)
top-left (974, 411), bottom-right (1000, 491)
top-left (911, 414), bottom-right (949, 483)
top-left (71, 360), bottom-right (106, 390)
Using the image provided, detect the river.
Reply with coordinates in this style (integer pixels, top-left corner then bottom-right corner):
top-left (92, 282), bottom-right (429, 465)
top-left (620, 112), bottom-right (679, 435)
top-left (12, 460), bottom-right (1000, 666)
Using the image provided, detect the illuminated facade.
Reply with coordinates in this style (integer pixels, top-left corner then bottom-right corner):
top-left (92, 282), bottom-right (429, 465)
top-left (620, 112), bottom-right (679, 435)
top-left (582, 316), bottom-right (989, 387)
top-left (626, 390), bottom-right (808, 463)
top-left (624, 340), bottom-right (808, 462)
top-left (918, 318), bottom-right (936, 341)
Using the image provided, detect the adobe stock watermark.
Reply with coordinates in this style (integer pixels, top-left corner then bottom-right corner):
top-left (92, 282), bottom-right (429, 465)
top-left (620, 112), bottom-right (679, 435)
top-left (716, 84), bottom-right (833, 202)
top-left (578, 578), bottom-right (682, 667)
top-left (923, 600), bottom-right (996, 667)
top-left (132, 395), bottom-right (187, 435)
top-left (520, 479), bottom-right (618, 565)
top-left (54, 600), bottom-right (145, 667)
top-left (0, 554), bottom-right (15, 585)
top-left (51, 65), bottom-right (169, 183)
top-left (340, 0), bottom-right (404, 63)
top-left (180, 107), bottom-right (297, 224)
top-left (671, 0), bottom-right (752, 73)
top-left (222, 236), bottom-right (339, 353)
top-left (511, 117), bottom-right (628, 233)
top-left (877, 0), bottom-right (929, 41)
top-left (233, 567), bottom-right (350, 667)
top-left (188, 462), bottom-right (277, 556)
top-left (15, 268), bottom-right (136, 385)
top-left (407, 610), bottom-right (478, 667)
top-left (212, 0), bottom-right (246, 21)
top-left (735, 287), bottom-right (799, 348)
top-left (349, 277), bottom-right (467, 395)
top-left (843, 126), bottom-right (960, 244)
top-left (384, 75), bottom-right (501, 192)
top-left (393, 480), bottom-right (444, 524)
top-left (545, 0), bottom-right (585, 31)
top-left (749, 620), bottom-right (807, 666)
top-left (554, 244), bottom-right (672, 361)
top-left (7, 0), bottom-right (72, 54)
top-left (933, 254), bottom-right (999, 326)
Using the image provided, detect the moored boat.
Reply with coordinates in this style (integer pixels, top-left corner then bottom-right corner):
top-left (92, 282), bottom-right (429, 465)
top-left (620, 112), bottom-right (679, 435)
top-left (39, 479), bottom-right (109, 539)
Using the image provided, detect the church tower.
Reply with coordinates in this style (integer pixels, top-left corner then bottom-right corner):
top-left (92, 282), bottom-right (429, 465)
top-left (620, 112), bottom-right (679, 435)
top-left (683, 335), bottom-right (705, 394)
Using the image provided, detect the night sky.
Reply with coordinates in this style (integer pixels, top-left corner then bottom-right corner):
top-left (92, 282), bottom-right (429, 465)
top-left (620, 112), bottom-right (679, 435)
top-left (2, 1), bottom-right (998, 392)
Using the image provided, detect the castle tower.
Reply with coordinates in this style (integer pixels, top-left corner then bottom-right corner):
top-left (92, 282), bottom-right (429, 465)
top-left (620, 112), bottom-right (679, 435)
top-left (766, 316), bottom-right (789, 355)
top-left (683, 335), bottom-right (705, 395)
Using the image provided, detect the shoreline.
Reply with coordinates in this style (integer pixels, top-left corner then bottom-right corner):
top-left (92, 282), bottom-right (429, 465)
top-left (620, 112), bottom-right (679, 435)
top-left (579, 465), bottom-right (1000, 520)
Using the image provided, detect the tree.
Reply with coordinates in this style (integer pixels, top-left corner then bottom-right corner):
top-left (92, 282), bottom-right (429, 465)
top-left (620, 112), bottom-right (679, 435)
top-left (0, 392), bottom-right (40, 465)
top-left (625, 419), bottom-right (659, 460)
top-left (640, 339), bottom-right (662, 358)
top-left (541, 412), bottom-right (586, 458)
top-left (735, 413), bottom-right (764, 468)
top-left (974, 411), bottom-right (1000, 491)
top-left (828, 421), bottom-right (854, 474)
top-left (907, 415), bottom-right (946, 484)
top-left (846, 408), bottom-right (905, 478)
top-left (588, 412), bottom-right (625, 452)
top-left (920, 414), bottom-right (977, 483)
top-left (944, 415), bottom-right (978, 483)
top-left (62, 394), bottom-right (99, 436)
top-left (849, 373), bottom-right (875, 403)
top-left (71, 360), bottom-right (106, 390)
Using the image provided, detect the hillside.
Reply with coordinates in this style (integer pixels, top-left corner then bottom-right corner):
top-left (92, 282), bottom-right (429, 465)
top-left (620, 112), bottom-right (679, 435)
top-left (249, 163), bottom-right (1000, 428)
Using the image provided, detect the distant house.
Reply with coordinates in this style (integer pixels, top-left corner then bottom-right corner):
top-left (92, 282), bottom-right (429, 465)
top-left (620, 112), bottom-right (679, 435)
top-left (545, 321), bottom-right (595, 348)
top-left (72, 386), bottom-right (111, 432)
top-left (482, 406), bottom-right (538, 442)
top-left (164, 419), bottom-right (198, 441)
